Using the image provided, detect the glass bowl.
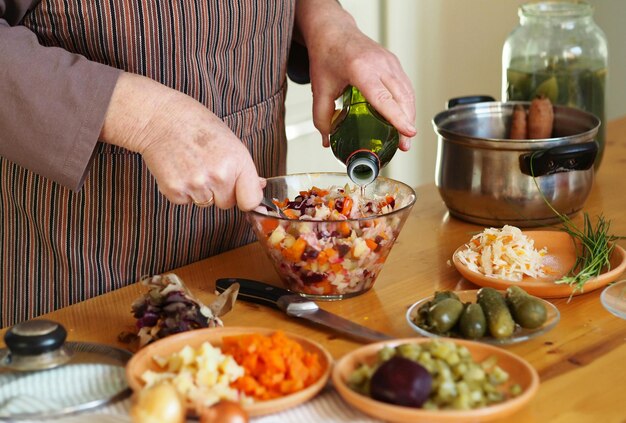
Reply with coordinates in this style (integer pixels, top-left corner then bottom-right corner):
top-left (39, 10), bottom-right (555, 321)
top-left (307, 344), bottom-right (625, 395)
top-left (406, 290), bottom-right (560, 345)
top-left (247, 173), bottom-right (416, 300)
top-left (600, 280), bottom-right (626, 319)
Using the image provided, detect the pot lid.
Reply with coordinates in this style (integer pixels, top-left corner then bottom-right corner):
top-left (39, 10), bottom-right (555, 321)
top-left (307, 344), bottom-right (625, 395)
top-left (0, 320), bottom-right (132, 420)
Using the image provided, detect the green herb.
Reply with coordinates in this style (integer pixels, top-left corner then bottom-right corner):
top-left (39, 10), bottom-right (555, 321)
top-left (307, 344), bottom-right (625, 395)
top-left (530, 155), bottom-right (617, 294)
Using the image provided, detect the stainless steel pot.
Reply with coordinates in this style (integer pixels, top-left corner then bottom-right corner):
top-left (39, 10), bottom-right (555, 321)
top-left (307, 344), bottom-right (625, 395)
top-left (432, 96), bottom-right (600, 227)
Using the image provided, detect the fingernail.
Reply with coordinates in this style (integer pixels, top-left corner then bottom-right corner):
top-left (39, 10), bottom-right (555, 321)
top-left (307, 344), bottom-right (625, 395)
top-left (400, 138), bottom-right (411, 151)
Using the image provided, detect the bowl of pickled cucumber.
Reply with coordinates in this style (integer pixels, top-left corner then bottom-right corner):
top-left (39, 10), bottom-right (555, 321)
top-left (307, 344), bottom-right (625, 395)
top-left (406, 287), bottom-right (560, 345)
top-left (332, 338), bottom-right (539, 423)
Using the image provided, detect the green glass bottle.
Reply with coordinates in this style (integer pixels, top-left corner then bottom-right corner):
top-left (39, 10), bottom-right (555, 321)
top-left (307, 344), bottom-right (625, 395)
top-left (330, 86), bottom-right (399, 186)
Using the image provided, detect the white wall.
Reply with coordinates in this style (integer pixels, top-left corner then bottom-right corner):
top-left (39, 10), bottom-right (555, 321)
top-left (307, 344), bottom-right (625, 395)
top-left (285, 0), bottom-right (626, 187)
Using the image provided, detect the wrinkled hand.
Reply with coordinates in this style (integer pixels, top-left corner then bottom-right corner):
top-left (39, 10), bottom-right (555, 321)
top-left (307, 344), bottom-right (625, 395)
top-left (295, 0), bottom-right (416, 150)
top-left (100, 72), bottom-right (263, 210)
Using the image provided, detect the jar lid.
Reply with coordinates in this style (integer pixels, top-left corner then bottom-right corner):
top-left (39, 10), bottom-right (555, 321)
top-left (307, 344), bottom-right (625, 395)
top-left (0, 320), bottom-right (132, 420)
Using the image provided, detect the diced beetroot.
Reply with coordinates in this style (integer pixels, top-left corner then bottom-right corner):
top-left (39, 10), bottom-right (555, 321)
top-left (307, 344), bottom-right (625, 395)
top-left (337, 244), bottom-right (351, 257)
top-left (301, 272), bottom-right (327, 284)
top-left (301, 247), bottom-right (320, 260)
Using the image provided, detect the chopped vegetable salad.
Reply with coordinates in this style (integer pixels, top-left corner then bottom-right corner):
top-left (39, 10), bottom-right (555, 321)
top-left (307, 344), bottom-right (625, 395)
top-left (251, 184), bottom-right (406, 296)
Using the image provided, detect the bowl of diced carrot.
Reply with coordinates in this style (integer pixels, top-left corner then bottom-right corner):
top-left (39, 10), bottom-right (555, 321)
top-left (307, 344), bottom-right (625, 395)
top-left (248, 172), bottom-right (416, 299)
top-left (126, 327), bottom-right (333, 417)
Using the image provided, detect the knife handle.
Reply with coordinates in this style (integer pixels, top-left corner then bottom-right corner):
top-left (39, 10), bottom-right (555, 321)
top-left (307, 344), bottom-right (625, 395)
top-left (216, 278), bottom-right (292, 310)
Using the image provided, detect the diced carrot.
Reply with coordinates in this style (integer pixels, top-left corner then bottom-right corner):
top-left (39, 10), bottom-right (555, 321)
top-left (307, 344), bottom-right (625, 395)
top-left (275, 198), bottom-right (289, 208)
top-left (316, 250), bottom-right (328, 265)
top-left (365, 238), bottom-right (378, 250)
top-left (260, 218), bottom-right (279, 234)
top-left (222, 331), bottom-right (323, 400)
top-left (339, 221), bottom-right (351, 237)
top-left (323, 248), bottom-right (337, 258)
top-left (283, 209), bottom-right (300, 220)
top-left (341, 197), bottom-right (353, 216)
top-left (331, 263), bottom-right (343, 273)
top-left (310, 186), bottom-right (329, 197)
top-left (281, 237), bottom-right (307, 262)
top-left (328, 199), bottom-right (335, 210)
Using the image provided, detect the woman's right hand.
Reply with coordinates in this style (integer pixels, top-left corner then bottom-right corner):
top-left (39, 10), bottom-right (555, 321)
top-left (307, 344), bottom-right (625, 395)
top-left (100, 72), bottom-right (263, 211)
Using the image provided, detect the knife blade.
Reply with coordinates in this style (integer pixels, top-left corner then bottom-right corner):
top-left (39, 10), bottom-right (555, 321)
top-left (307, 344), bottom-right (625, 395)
top-left (216, 278), bottom-right (393, 343)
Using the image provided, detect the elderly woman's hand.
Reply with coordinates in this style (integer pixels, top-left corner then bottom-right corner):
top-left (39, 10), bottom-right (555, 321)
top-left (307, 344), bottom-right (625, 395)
top-left (295, 0), bottom-right (416, 150)
top-left (100, 72), bottom-right (264, 211)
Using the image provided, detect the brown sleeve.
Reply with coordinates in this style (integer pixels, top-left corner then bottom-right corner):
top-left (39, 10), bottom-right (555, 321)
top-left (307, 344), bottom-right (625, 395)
top-left (0, 0), bottom-right (121, 191)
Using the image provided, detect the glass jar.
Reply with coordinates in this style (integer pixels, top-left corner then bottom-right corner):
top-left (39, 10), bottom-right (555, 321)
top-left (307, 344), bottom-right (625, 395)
top-left (502, 1), bottom-right (608, 168)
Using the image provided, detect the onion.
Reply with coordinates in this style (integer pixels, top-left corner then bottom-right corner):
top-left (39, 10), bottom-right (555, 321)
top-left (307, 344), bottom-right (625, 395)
top-left (130, 382), bottom-right (186, 423)
top-left (199, 401), bottom-right (249, 423)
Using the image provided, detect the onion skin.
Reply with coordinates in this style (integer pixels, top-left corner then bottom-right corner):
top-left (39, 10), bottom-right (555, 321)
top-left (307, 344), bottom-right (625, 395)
top-left (130, 382), bottom-right (186, 423)
top-left (199, 401), bottom-right (249, 423)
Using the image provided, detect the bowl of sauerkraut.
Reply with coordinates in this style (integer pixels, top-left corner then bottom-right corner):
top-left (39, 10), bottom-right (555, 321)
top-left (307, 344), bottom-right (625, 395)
top-left (248, 173), bottom-right (416, 299)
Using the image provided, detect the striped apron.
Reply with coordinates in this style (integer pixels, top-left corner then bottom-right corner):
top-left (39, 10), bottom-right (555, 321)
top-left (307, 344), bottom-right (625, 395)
top-left (0, 0), bottom-right (293, 327)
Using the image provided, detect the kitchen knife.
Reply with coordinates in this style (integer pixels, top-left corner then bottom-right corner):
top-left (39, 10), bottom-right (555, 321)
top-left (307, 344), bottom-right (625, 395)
top-left (216, 278), bottom-right (393, 343)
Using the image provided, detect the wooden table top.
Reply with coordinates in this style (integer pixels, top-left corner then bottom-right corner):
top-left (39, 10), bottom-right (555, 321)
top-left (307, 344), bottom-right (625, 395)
top-left (4, 117), bottom-right (626, 422)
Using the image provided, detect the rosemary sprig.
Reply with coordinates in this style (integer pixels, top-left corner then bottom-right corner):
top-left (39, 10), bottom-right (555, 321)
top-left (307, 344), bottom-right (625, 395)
top-left (530, 154), bottom-right (617, 294)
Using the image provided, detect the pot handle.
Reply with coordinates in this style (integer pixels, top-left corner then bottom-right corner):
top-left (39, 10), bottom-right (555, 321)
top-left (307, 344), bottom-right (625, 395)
top-left (519, 141), bottom-right (598, 177)
top-left (447, 95), bottom-right (496, 109)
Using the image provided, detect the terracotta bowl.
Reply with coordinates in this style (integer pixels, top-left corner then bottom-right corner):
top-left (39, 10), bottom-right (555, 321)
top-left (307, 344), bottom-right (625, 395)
top-left (332, 337), bottom-right (539, 423)
top-left (453, 230), bottom-right (626, 298)
top-left (126, 327), bottom-right (333, 417)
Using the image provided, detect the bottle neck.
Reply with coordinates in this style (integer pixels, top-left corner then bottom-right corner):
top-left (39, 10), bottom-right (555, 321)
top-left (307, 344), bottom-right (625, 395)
top-left (346, 150), bottom-right (380, 186)
top-left (344, 85), bottom-right (368, 107)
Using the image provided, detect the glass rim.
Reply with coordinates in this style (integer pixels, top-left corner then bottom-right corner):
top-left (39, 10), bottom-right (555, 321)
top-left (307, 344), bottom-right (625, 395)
top-left (247, 172), bottom-right (417, 222)
top-left (520, 1), bottom-right (593, 19)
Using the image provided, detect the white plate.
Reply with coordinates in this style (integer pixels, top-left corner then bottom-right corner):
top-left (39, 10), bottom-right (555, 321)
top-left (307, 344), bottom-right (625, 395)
top-left (406, 290), bottom-right (560, 345)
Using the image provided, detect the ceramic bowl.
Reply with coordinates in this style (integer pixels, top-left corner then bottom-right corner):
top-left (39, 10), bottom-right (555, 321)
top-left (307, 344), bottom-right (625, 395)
top-left (452, 230), bottom-right (626, 298)
top-left (126, 327), bottom-right (333, 417)
top-left (332, 337), bottom-right (539, 423)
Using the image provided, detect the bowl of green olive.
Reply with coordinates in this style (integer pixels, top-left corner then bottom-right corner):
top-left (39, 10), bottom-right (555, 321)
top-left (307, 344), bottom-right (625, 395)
top-left (406, 287), bottom-right (560, 345)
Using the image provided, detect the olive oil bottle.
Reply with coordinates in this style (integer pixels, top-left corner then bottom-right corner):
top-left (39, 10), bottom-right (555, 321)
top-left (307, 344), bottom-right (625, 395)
top-left (330, 86), bottom-right (399, 186)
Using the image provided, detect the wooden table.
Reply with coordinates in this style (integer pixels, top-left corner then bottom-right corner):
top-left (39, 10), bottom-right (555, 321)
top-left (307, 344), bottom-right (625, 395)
top-left (4, 118), bottom-right (626, 423)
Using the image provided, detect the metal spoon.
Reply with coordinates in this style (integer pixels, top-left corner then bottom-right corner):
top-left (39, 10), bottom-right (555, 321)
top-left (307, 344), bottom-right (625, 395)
top-left (259, 198), bottom-right (289, 218)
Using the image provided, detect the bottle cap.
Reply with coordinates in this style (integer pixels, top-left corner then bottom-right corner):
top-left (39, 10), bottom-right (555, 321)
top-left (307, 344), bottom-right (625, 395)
top-left (347, 150), bottom-right (380, 185)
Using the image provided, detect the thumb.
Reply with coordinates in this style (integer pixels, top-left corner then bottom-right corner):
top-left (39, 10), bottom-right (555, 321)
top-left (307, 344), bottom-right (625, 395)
top-left (235, 160), bottom-right (263, 211)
